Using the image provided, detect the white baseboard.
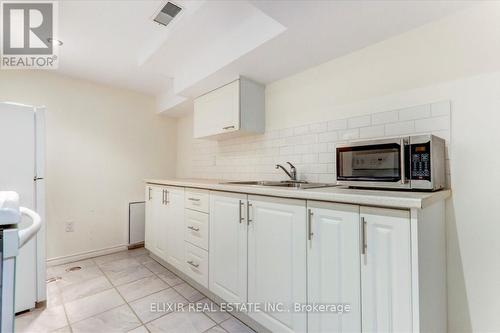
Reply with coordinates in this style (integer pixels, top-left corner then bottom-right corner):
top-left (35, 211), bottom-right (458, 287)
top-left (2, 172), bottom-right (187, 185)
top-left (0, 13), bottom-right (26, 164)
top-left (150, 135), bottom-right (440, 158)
top-left (46, 244), bottom-right (128, 266)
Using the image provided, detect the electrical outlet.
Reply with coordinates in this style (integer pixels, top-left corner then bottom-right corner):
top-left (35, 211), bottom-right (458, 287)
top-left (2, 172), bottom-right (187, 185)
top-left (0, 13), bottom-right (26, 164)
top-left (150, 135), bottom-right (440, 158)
top-left (65, 221), bottom-right (74, 232)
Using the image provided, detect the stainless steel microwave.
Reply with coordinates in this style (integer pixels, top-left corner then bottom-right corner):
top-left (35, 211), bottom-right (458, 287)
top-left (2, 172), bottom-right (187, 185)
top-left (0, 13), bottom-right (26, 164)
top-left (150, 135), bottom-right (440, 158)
top-left (336, 135), bottom-right (446, 191)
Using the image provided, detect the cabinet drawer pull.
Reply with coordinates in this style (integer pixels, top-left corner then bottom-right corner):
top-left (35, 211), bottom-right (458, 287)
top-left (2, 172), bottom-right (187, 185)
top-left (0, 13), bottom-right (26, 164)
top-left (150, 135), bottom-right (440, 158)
top-left (187, 225), bottom-right (200, 232)
top-left (222, 125), bottom-right (235, 130)
top-left (148, 187), bottom-right (152, 201)
top-left (187, 260), bottom-right (199, 268)
top-left (188, 197), bottom-right (201, 205)
top-left (162, 190), bottom-right (166, 205)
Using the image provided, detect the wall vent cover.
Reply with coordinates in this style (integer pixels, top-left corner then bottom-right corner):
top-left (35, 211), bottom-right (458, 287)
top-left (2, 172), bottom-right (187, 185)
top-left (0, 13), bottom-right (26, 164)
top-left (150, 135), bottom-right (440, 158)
top-left (154, 2), bottom-right (182, 26)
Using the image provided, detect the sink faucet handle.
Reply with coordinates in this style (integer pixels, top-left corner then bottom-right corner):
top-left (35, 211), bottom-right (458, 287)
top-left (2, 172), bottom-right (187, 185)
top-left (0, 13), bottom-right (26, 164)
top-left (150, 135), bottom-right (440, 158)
top-left (286, 162), bottom-right (296, 169)
top-left (286, 162), bottom-right (297, 181)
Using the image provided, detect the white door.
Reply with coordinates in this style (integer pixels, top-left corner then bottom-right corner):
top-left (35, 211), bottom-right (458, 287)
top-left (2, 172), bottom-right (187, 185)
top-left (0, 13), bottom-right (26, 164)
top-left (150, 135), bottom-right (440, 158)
top-left (164, 186), bottom-right (185, 271)
top-left (0, 103), bottom-right (38, 312)
top-left (361, 207), bottom-right (412, 333)
top-left (209, 192), bottom-right (247, 303)
top-left (307, 202), bottom-right (361, 333)
top-left (247, 195), bottom-right (307, 333)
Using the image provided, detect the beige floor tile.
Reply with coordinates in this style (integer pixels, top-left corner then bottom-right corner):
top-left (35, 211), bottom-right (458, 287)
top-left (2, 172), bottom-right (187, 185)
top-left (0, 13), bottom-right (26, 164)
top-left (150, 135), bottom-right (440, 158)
top-left (99, 257), bottom-right (141, 270)
top-left (15, 305), bottom-right (68, 333)
top-left (127, 247), bottom-right (148, 257)
top-left (219, 318), bottom-right (255, 333)
top-left (46, 282), bottom-right (63, 308)
top-left (146, 311), bottom-right (215, 333)
top-left (193, 298), bottom-right (231, 324)
top-left (129, 288), bottom-right (187, 323)
top-left (60, 275), bottom-right (113, 303)
top-left (47, 259), bottom-right (96, 278)
top-left (127, 325), bottom-right (149, 333)
top-left (156, 270), bottom-right (183, 287)
top-left (135, 254), bottom-right (155, 265)
top-left (143, 261), bottom-right (168, 274)
top-left (56, 265), bottom-right (104, 288)
top-left (71, 304), bottom-right (142, 333)
top-left (65, 288), bottom-right (124, 323)
top-left (103, 263), bottom-right (154, 286)
top-left (117, 275), bottom-right (169, 302)
top-left (173, 283), bottom-right (205, 302)
top-left (94, 251), bottom-right (131, 265)
top-left (205, 326), bottom-right (227, 333)
top-left (50, 326), bottom-right (72, 333)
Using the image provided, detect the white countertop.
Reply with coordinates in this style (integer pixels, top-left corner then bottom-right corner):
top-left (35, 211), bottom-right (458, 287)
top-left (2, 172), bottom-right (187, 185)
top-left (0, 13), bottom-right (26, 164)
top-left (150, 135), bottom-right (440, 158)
top-left (144, 178), bottom-right (451, 209)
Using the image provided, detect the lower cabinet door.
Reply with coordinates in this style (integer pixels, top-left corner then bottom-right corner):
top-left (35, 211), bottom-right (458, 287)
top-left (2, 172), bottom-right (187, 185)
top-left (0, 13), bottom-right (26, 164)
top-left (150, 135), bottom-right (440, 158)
top-left (361, 206), bottom-right (412, 333)
top-left (165, 187), bottom-right (185, 271)
top-left (209, 192), bottom-right (248, 303)
top-left (247, 196), bottom-right (307, 333)
top-left (307, 201), bottom-right (361, 333)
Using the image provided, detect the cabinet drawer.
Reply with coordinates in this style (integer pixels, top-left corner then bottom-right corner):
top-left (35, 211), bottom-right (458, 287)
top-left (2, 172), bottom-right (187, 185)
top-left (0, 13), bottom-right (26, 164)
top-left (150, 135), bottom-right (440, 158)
top-left (185, 189), bottom-right (209, 213)
top-left (185, 209), bottom-right (209, 250)
top-left (184, 242), bottom-right (208, 288)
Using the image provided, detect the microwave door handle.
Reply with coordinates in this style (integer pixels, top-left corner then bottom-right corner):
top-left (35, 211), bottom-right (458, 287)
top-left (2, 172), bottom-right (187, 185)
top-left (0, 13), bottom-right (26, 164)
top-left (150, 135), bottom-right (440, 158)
top-left (400, 138), bottom-right (407, 184)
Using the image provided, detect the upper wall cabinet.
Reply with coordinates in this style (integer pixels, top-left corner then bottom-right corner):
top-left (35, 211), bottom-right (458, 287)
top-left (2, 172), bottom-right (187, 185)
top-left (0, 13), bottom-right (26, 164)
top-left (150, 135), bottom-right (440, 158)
top-left (193, 77), bottom-right (265, 139)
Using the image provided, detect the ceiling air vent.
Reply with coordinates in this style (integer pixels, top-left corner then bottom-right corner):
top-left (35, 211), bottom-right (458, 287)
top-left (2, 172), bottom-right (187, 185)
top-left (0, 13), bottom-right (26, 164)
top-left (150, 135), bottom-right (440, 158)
top-left (154, 2), bottom-right (182, 26)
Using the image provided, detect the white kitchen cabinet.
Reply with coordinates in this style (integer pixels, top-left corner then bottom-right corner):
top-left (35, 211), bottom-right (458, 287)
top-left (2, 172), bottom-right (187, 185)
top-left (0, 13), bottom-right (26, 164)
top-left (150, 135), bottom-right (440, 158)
top-left (193, 77), bottom-right (265, 139)
top-left (163, 186), bottom-right (185, 271)
top-left (184, 241), bottom-right (209, 287)
top-left (360, 206), bottom-right (412, 333)
top-left (247, 195), bottom-right (307, 333)
top-left (209, 192), bottom-right (248, 303)
top-left (307, 201), bottom-right (361, 333)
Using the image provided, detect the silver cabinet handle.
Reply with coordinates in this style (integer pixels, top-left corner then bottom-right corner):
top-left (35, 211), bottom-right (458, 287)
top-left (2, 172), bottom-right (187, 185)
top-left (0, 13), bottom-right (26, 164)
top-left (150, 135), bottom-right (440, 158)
top-left (148, 187), bottom-right (152, 201)
top-left (187, 226), bottom-right (200, 232)
top-left (161, 190), bottom-right (165, 204)
top-left (222, 125), bottom-right (235, 130)
top-left (239, 200), bottom-right (244, 224)
top-left (308, 209), bottom-right (314, 241)
top-left (165, 190), bottom-right (169, 204)
top-left (361, 217), bottom-right (367, 255)
top-left (247, 202), bottom-right (253, 225)
top-left (187, 260), bottom-right (199, 268)
top-left (188, 197), bottom-right (200, 201)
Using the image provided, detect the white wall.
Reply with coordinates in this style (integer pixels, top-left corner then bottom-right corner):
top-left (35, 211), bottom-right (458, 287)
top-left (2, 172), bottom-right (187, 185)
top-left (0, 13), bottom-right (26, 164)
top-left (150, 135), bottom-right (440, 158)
top-left (0, 70), bottom-right (177, 260)
top-left (176, 3), bottom-right (500, 332)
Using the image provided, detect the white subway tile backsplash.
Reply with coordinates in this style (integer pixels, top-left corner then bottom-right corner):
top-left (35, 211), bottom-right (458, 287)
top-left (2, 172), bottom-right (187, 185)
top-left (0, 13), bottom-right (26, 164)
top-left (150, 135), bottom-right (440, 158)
top-left (327, 119), bottom-right (347, 131)
top-left (385, 121), bottom-right (415, 136)
top-left (431, 101), bottom-right (451, 117)
top-left (399, 104), bottom-right (431, 121)
top-left (189, 101), bottom-right (451, 183)
top-left (360, 125), bottom-right (385, 139)
top-left (372, 110), bottom-right (398, 125)
top-left (348, 115), bottom-right (371, 128)
top-left (415, 115), bottom-right (450, 132)
top-left (318, 131), bottom-right (338, 143)
top-left (339, 129), bottom-right (360, 140)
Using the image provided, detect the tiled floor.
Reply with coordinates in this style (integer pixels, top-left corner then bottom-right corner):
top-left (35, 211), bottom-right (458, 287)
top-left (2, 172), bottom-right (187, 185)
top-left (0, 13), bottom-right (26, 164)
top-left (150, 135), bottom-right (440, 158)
top-left (15, 248), bottom-right (255, 333)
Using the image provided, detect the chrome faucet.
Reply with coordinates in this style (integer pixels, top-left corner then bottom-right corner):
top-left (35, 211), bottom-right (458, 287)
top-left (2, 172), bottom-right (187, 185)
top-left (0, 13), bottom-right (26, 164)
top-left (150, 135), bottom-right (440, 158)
top-left (275, 162), bottom-right (297, 181)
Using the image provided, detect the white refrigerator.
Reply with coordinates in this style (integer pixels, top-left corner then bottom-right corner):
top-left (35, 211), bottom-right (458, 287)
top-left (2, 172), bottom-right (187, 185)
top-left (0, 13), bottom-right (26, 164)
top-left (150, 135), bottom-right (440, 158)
top-left (0, 102), bottom-right (46, 312)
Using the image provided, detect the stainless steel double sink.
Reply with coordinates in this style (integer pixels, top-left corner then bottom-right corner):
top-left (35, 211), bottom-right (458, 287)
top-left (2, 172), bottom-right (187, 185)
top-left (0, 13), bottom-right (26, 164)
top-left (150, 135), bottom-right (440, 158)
top-left (220, 180), bottom-right (336, 189)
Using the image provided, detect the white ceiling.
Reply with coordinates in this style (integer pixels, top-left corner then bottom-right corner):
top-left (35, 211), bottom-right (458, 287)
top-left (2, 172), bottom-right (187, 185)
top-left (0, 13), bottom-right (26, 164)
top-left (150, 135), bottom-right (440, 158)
top-left (56, 0), bottom-right (473, 116)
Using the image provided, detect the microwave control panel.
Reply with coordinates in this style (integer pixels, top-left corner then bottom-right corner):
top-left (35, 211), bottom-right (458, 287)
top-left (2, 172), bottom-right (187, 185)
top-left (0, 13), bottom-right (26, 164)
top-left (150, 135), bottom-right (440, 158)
top-left (410, 142), bottom-right (431, 181)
